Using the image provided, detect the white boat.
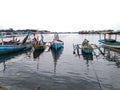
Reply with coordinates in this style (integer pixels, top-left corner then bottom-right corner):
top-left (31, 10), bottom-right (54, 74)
top-left (99, 32), bottom-right (120, 48)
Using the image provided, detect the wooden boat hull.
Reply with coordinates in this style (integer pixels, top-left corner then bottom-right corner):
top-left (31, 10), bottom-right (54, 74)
top-left (81, 41), bottom-right (93, 54)
top-left (51, 40), bottom-right (64, 50)
top-left (103, 44), bottom-right (120, 48)
top-left (0, 34), bottom-right (32, 55)
top-left (33, 44), bottom-right (45, 50)
top-left (51, 43), bottom-right (63, 50)
top-left (0, 42), bottom-right (32, 55)
top-left (99, 40), bottom-right (120, 48)
top-left (82, 49), bottom-right (93, 54)
top-left (0, 45), bottom-right (26, 55)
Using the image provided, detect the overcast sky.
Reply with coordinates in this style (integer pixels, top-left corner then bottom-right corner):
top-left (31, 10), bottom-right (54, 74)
top-left (0, 0), bottom-right (120, 32)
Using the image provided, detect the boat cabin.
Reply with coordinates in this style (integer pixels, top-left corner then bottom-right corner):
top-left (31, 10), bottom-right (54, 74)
top-left (99, 32), bottom-right (118, 42)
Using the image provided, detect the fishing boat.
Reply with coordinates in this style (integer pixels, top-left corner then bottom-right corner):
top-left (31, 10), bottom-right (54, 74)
top-left (98, 31), bottom-right (120, 48)
top-left (33, 34), bottom-right (46, 50)
top-left (51, 33), bottom-right (64, 50)
top-left (81, 39), bottom-right (93, 54)
top-left (0, 34), bottom-right (32, 55)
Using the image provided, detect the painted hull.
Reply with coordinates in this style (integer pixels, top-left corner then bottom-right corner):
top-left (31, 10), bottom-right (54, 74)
top-left (82, 49), bottom-right (93, 53)
top-left (0, 42), bottom-right (32, 55)
top-left (33, 44), bottom-right (45, 50)
top-left (51, 40), bottom-right (64, 50)
top-left (0, 45), bottom-right (26, 55)
top-left (81, 43), bottom-right (93, 54)
top-left (0, 34), bottom-right (32, 55)
top-left (99, 40), bottom-right (120, 48)
top-left (51, 43), bottom-right (63, 50)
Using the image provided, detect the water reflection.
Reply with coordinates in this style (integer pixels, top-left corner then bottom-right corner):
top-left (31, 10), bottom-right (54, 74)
top-left (82, 51), bottom-right (93, 60)
top-left (81, 50), bottom-right (93, 67)
top-left (0, 34), bottom-right (120, 90)
top-left (0, 48), bottom-right (32, 71)
top-left (33, 49), bottom-right (45, 70)
top-left (51, 47), bottom-right (64, 73)
top-left (33, 49), bottom-right (44, 59)
top-left (103, 47), bottom-right (120, 67)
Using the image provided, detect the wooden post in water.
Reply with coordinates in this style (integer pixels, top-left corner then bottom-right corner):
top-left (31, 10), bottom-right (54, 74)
top-left (73, 44), bottom-right (76, 54)
top-left (76, 44), bottom-right (80, 56)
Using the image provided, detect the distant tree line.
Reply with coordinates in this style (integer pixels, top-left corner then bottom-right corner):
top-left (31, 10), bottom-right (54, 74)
top-left (0, 28), bottom-right (50, 34)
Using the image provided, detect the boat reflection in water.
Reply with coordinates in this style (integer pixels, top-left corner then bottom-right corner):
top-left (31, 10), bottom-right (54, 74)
top-left (33, 48), bottom-right (45, 59)
top-left (81, 50), bottom-right (93, 67)
top-left (51, 47), bottom-right (64, 73)
top-left (103, 47), bottom-right (120, 67)
top-left (33, 48), bottom-right (45, 70)
top-left (0, 48), bottom-right (32, 71)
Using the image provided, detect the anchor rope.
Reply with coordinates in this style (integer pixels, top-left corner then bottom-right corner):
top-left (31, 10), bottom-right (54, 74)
top-left (91, 61), bottom-right (102, 90)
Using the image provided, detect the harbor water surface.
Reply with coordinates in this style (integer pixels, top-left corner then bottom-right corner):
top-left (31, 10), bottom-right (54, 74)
top-left (0, 34), bottom-right (120, 90)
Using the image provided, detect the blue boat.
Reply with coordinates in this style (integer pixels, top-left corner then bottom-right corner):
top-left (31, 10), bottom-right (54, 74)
top-left (0, 45), bottom-right (26, 55)
top-left (82, 48), bottom-right (93, 54)
top-left (51, 40), bottom-right (64, 50)
top-left (51, 34), bottom-right (64, 50)
top-left (81, 39), bottom-right (93, 54)
top-left (98, 32), bottom-right (120, 48)
top-left (0, 34), bottom-right (32, 55)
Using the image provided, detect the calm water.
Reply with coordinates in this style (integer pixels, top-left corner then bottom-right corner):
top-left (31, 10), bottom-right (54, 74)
top-left (0, 34), bottom-right (120, 90)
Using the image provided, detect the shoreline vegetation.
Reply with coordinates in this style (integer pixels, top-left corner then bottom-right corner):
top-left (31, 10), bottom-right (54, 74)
top-left (0, 28), bottom-right (120, 35)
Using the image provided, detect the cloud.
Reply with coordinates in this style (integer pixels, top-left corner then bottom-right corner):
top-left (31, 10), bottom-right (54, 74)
top-left (0, 0), bottom-right (120, 31)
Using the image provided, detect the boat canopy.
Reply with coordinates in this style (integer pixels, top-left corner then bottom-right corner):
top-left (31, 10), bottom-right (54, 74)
top-left (99, 31), bottom-right (120, 42)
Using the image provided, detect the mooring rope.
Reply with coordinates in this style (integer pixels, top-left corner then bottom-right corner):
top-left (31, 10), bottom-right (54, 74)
top-left (91, 62), bottom-right (102, 90)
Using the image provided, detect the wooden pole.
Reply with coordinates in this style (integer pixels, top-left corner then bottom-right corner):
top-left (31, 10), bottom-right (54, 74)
top-left (104, 34), bottom-right (106, 40)
top-left (115, 34), bottom-right (117, 40)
